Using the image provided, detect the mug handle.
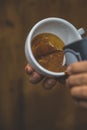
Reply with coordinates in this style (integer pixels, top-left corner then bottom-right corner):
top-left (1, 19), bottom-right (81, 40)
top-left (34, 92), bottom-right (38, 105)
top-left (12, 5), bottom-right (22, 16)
top-left (78, 28), bottom-right (85, 36)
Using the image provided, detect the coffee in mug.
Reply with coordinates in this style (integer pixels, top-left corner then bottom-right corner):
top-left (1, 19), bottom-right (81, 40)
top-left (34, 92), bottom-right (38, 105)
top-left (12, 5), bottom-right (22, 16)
top-left (31, 33), bottom-right (66, 72)
top-left (25, 17), bottom-right (84, 77)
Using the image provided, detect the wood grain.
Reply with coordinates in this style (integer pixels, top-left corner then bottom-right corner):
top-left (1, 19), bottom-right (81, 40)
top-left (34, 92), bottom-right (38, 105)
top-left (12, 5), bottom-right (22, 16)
top-left (0, 0), bottom-right (87, 130)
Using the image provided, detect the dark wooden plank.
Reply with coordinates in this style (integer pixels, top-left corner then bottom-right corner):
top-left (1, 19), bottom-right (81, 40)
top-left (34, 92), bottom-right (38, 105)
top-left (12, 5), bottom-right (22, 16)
top-left (0, 0), bottom-right (87, 130)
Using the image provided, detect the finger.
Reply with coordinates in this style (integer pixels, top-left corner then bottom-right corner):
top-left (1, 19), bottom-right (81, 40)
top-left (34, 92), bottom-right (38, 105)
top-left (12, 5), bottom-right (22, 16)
top-left (66, 73), bottom-right (87, 88)
top-left (70, 86), bottom-right (87, 99)
top-left (43, 78), bottom-right (57, 89)
top-left (25, 64), bottom-right (34, 74)
top-left (29, 71), bottom-right (44, 83)
top-left (66, 61), bottom-right (87, 75)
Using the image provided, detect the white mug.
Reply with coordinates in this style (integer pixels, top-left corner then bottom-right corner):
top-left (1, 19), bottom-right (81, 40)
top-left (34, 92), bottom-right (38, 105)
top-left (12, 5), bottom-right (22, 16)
top-left (25, 17), bottom-right (84, 77)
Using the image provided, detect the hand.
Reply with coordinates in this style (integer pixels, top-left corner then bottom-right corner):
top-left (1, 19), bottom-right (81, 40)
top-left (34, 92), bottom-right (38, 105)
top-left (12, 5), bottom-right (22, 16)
top-left (66, 61), bottom-right (87, 108)
top-left (25, 64), bottom-right (58, 89)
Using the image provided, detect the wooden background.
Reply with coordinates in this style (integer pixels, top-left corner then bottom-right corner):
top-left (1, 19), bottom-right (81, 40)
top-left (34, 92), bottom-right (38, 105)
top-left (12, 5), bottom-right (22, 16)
top-left (0, 0), bottom-right (87, 130)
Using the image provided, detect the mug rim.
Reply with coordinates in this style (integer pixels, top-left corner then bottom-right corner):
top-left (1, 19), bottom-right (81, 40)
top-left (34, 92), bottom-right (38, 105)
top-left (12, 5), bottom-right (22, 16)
top-left (25, 17), bottom-right (82, 77)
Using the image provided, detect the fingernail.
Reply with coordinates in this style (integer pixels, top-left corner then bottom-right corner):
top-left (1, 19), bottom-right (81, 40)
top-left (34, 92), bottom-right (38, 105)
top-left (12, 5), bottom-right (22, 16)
top-left (25, 66), bottom-right (33, 74)
top-left (43, 79), bottom-right (57, 89)
top-left (29, 72), bottom-right (43, 83)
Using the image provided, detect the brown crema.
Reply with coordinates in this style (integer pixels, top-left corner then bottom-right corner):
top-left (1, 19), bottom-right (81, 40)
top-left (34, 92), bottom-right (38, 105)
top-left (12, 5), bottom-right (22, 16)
top-left (31, 33), bottom-right (66, 72)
